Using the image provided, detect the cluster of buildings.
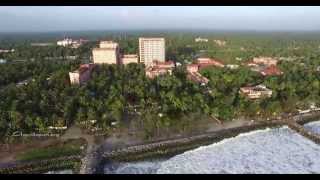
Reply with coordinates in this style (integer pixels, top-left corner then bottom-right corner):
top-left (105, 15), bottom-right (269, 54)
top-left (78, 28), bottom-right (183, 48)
top-left (57, 38), bottom-right (89, 48)
top-left (69, 37), bottom-right (167, 85)
top-left (245, 57), bottom-right (283, 76)
top-left (185, 58), bottom-right (226, 85)
top-left (239, 57), bottom-right (283, 100)
top-left (68, 38), bottom-right (282, 102)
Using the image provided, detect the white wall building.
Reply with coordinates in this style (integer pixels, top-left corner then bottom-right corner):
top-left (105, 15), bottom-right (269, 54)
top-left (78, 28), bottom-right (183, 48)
top-left (195, 37), bottom-right (208, 42)
top-left (57, 38), bottom-right (73, 47)
top-left (92, 41), bottom-right (120, 64)
top-left (139, 37), bottom-right (165, 67)
top-left (121, 54), bottom-right (139, 65)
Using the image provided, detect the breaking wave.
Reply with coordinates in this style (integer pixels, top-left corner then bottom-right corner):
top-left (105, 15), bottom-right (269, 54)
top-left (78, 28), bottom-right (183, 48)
top-left (104, 121), bottom-right (320, 174)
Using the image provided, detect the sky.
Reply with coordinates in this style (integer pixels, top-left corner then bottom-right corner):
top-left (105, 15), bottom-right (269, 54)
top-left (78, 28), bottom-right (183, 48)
top-left (0, 6), bottom-right (320, 32)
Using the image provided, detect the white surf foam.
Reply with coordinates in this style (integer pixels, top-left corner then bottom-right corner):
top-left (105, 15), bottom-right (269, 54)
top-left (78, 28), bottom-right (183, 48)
top-left (104, 124), bottom-right (320, 174)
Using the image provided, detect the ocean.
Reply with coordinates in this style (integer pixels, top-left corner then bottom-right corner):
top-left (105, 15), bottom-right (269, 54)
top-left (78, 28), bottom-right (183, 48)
top-left (103, 120), bottom-right (320, 174)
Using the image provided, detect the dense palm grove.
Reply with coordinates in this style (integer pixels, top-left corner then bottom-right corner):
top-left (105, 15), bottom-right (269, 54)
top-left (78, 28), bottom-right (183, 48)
top-left (0, 32), bottom-right (320, 141)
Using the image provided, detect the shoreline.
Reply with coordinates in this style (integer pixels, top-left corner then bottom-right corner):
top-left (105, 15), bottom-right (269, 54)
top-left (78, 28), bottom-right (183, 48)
top-left (96, 112), bottom-right (320, 173)
top-left (1, 111), bottom-right (320, 174)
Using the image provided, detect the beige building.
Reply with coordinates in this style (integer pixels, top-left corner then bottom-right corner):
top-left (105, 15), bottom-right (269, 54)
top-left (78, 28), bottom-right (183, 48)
top-left (252, 57), bottom-right (278, 66)
top-left (240, 84), bottom-right (272, 99)
top-left (145, 61), bottom-right (174, 79)
top-left (195, 37), bottom-right (208, 42)
top-left (139, 37), bottom-right (165, 67)
top-left (121, 54), bottom-right (139, 65)
top-left (92, 41), bottom-right (120, 64)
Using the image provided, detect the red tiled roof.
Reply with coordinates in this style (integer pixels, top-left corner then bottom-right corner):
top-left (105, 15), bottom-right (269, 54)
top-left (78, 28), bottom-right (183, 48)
top-left (78, 66), bottom-right (89, 74)
top-left (153, 60), bottom-right (175, 65)
top-left (261, 65), bottom-right (283, 76)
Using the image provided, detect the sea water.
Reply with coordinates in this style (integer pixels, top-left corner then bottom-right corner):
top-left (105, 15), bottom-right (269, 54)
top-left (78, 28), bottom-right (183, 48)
top-left (104, 121), bottom-right (320, 174)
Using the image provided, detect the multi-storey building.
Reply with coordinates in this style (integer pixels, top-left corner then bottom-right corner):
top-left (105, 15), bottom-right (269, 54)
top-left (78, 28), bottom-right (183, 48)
top-left (139, 38), bottom-right (165, 67)
top-left (92, 41), bottom-right (120, 64)
top-left (121, 54), bottom-right (139, 65)
top-left (145, 60), bottom-right (174, 79)
top-left (69, 63), bottom-right (95, 85)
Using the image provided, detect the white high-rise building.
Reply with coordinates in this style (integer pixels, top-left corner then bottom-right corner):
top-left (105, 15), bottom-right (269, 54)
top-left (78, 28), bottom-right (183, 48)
top-left (139, 38), bottom-right (165, 67)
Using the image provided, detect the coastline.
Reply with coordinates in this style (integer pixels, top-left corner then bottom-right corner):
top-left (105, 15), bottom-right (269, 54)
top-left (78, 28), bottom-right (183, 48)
top-left (96, 112), bottom-right (320, 173)
top-left (1, 111), bottom-right (320, 174)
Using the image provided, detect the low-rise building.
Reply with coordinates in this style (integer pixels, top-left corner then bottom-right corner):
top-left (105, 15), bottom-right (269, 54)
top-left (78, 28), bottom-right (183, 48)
top-left (145, 66), bottom-right (173, 79)
top-left (187, 71), bottom-right (209, 85)
top-left (244, 58), bottom-right (283, 76)
top-left (69, 63), bottom-right (95, 85)
top-left (152, 60), bottom-right (175, 69)
top-left (260, 65), bottom-right (283, 76)
top-left (195, 37), bottom-right (208, 42)
top-left (186, 64), bottom-right (209, 85)
top-left (196, 58), bottom-right (225, 68)
top-left (252, 57), bottom-right (278, 66)
top-left (240, 84), bottom-right (273, 99)
top-left (57, 38), bottom-right (88, 48)
top-left (213, 39), bottom-right (226, 46)
top-left (0, 49), bottom-right (15, 53)
top-left (145, 60), bottom-right (175, 79)
top-left (57, 38), bottom-right (73, 47)
top-left (121, 54), bottom-right (139, 65)
top-left (226, 64), bottom-right (239, 69)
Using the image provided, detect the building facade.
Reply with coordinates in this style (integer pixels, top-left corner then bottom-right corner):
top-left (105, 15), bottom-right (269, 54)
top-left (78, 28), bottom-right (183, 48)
top-left (186, 64), bottom-right (209, 85)
top-left (69, 63), bottom-right (95, 85)
top-left (57, 38), bottom-right (73, 47)
top-left (121, 54), bottom-right (139, 65)
top-left (145, 61), bottom-right (174, 79)
top-left (92, 41), bottom-right (120, 64)
top-left (139, 38), bottom-right (165, 67)
top-left (196, 58), bottom-right (225, 69)
top-left (240, 84), bottom-right (273, 99)
top-left (252, 57), bottom-right (278, 66)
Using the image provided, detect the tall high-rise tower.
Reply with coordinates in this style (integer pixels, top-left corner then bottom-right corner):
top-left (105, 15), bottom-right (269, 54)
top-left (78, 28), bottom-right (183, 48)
top-left (139, 37), bottom-right (165, 67)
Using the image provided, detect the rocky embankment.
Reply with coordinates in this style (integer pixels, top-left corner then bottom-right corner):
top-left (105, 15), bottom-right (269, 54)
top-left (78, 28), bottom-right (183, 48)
top-left (100, 120), bottom-right (284, 163)
top-left (97, 112), bottom-right (320, 173)
top-left (0, 155), bottom-right (81, 174)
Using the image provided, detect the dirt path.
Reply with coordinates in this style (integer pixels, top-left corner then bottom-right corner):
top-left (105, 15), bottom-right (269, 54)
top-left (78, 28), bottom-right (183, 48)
top-left (60, 125), bottom-right (99, 174)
